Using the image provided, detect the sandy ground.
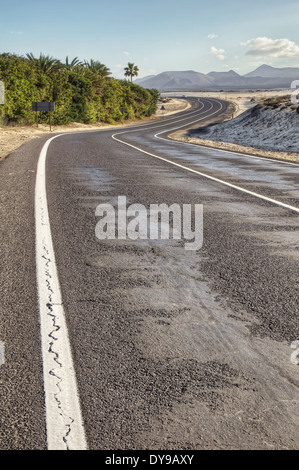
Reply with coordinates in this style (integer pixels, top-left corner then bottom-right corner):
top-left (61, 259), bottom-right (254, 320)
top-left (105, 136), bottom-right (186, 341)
top-left (164, 90), bottom-right (299, 163)
top-left (0, 98), bottom-right (190, 162)
top-left (171, 134), bottom-right (299, 163)
top-left (155, 97), bottom-right (191, 116)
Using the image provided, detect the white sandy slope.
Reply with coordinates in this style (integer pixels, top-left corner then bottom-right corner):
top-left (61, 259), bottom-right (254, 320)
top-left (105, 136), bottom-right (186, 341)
top-left (166, 91), bottom-right (299, 163)
top-left (196, 105), bottom-right (299, 153)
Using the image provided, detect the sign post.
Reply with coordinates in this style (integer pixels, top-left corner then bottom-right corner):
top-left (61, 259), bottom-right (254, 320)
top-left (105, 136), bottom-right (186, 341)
top-left (49, 102), bottom-right (52, 132)
top-left (120, 107), bottom-right (126, 120)
top-left (32, 102), bottom-right (55, 131)
top-left (33, 102), bottom-right (38, 128)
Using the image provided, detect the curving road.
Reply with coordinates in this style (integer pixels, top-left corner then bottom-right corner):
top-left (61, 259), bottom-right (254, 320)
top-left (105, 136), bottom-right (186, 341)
top-left (0, 97), bottom-right (298, 450)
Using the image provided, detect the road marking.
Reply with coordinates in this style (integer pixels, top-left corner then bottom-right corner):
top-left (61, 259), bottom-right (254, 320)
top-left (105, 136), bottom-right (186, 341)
top-left (163, 134), bottom-right (299, 167)
top-left (35, 135), bottom-right (87, 450)
top-left (113, 99), bottom-right (213, 137)
top-left (32, 103), bottom-right (209, 450)
top-left (99, 97), bottom-right (298, 168)
top-left (157, 139), bottom-right (299, 169)
top-left (154, 98), bottom-right (299, 167)
top-left (112, 106), bottom-right (299, 214)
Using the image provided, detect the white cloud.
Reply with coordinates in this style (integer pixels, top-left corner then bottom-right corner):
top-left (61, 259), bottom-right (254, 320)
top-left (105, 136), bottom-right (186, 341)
top-left (123, 51), bottom-right (130, 56)
top-left (10, 31), bottom-right (22, 35)
top-left (210, 46), bottom-right (226, 60)
top-left (242, 37), bottom-right (299, 58)
top-left (208, 34), bottom-right (218, 39)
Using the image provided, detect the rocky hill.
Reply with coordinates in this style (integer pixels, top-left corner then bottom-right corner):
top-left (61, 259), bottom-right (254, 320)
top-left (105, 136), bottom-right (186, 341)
top-left (134, 65), bottom-right (299, 90)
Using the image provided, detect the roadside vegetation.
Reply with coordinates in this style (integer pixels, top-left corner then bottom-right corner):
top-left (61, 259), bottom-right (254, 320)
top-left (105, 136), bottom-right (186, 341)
top-left (124, 62), bottom-right (139, 83)
top-left (0, 53), bottom-right (159, 126)
top-left (261, 95), bottom-right (299, 112)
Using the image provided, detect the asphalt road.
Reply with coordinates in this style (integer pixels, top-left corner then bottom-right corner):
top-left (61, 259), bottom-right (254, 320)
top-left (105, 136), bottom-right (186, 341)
top-left (0, 97), bottom-right (298, 450)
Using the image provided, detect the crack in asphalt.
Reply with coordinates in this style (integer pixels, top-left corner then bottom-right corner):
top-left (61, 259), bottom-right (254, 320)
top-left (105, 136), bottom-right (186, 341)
top-left (42, 247), bottom-right (75, 450)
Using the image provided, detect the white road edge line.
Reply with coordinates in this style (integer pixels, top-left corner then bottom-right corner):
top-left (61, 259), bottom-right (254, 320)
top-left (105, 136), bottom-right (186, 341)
top-left (113, 99), bottom-right (210, 137)
top-left (35, 134), bottom-right (87, 450)
top-left (112, 104), bottom-right (299, 214)
top-left (157, 134), bottom-right (299, 168)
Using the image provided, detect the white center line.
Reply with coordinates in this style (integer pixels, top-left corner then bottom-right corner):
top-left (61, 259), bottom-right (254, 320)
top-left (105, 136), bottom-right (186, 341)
top-left (112, 99), bottom-right (299, 214)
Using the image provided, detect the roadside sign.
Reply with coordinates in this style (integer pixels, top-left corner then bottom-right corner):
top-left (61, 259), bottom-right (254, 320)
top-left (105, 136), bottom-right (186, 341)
top-left (160, 105), bottom-right (166, 117)
top-left (32, 102), bottom-right (55, 131)
top-left (32, 102), bottom-right (55, 112)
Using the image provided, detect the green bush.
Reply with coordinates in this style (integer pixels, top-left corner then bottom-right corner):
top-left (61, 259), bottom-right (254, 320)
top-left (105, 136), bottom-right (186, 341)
top-left (0, 53), bottom-right (159, 126)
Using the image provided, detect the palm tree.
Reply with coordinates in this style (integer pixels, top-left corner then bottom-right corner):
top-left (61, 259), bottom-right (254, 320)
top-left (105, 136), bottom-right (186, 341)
top-left (124, 62), bottom-right (139, 83)
top-left (64, 56), bottom-right (84, 71)
top-left (84, 59), bottom-right (111, 79)
top-left (25, 52), bottom-right (62, 73)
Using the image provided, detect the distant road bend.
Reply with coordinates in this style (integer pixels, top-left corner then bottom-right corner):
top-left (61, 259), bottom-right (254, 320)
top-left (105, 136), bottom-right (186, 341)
top-left (0, 97), bottom-right (298, 450)
top-left (113, 97), bottom-right (299, 213)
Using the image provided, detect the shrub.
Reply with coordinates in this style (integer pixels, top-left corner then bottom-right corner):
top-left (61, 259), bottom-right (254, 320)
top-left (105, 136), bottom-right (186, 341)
top-left (0, 53), bottom-right (159, 125)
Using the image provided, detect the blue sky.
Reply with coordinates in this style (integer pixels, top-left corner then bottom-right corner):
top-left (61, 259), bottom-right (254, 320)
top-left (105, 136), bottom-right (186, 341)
top-left (1, 0), bottom-right (299, 78)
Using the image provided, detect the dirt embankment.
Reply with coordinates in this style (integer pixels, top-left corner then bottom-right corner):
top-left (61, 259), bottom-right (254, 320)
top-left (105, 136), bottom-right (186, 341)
top-left (170, 96), bottom-right (299, 163)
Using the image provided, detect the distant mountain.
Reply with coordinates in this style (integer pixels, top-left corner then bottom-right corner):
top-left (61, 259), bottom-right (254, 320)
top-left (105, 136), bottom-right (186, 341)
top-left (134, 65), bottom-right (299, 90)
top-left (135, 70), bottom-right (214, 90)
top-left (133, 74), bottom-right (156, 85)
top-left (244, 64), bottom-right (299, 79)
top-left (207, 70), bottom-right (249, 87)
